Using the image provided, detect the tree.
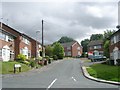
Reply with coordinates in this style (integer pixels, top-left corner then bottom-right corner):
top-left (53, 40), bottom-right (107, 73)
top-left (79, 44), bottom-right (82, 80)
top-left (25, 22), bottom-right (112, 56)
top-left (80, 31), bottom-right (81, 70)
top-left (58, 36), bottom-right (75, 43)
top-left (45, 45), bottom-right (53, 57)
top-left (81, 39), bottom-right (90, 53)
top-left (53, 42), bottom-right (64, 59)
top-left (103, 30), bottom-right (116, 42)
top-left (90, 34), bottom-right (103, 41)
top-left (103, 40), bottom-right (110, 58)
top-left (103, 30), bottom-right (116, 58)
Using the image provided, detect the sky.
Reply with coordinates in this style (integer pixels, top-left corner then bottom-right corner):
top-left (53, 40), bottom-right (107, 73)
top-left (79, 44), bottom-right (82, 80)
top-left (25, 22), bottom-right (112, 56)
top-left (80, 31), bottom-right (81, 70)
top-left (0, 0), bottom-right (119, 44)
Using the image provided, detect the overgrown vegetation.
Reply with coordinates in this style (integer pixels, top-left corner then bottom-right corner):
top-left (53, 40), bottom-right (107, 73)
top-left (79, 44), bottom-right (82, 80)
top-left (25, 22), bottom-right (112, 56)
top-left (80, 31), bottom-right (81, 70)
top-left (87, 64), bottom-right (120, 82)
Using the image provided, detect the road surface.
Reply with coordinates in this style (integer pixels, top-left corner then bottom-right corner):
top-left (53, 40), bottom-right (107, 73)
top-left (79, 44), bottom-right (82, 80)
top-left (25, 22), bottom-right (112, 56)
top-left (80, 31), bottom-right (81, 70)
top-left (2, 59), bottom-right (119, 89)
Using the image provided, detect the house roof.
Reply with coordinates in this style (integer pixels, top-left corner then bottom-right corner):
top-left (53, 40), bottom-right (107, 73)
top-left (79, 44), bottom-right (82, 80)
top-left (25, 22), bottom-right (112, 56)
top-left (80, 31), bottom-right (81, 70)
top-left (88, 40), bottom-right (103, 46)
top-left (0, 22), bottom-right (21, 35)
top-left (0, 22), bottom-right (42, 44)
top-left (61, 41), bottom-right (77, 47)
top-left (0, 28), bottom-right (17, 38)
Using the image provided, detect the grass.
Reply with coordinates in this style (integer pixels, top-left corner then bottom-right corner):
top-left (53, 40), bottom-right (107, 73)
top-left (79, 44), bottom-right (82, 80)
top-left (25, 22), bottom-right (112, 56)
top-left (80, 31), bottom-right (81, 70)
top-left (86, 64), bottom-right (120, 82)
top-left (0, 61), bottom-right (31, 74)
top-left (84, 59), bottom-right (91, 63)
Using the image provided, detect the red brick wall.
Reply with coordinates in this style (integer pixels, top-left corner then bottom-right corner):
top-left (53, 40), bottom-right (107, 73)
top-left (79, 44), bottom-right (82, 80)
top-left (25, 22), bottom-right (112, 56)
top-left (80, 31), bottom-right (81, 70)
top-left (0, 39), bottom-right (14, 50)
top-left (2, 24), bottom-right (20, 59)
top-left (71, 42), bottom-right (82, 57)
top-left (31, 39), bottom-right (37, 58)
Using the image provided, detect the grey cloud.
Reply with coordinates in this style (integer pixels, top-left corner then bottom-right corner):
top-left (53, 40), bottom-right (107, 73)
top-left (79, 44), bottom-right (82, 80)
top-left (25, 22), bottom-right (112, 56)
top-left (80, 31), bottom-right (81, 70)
top-left (2, 2), bottom-right (118, 44)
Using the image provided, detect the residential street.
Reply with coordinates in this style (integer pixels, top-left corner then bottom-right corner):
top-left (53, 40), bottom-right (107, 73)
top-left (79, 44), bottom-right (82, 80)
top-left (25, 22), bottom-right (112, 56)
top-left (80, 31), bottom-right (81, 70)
top-left (2, 59), bottom-right (119, 89)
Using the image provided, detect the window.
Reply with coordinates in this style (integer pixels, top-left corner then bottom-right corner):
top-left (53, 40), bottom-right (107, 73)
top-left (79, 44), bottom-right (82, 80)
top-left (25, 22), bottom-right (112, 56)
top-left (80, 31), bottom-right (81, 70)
top-left (22, 37), bottom-right (30, 45)
top-left (114, 36), bottom-right (117, 43)
top-left (2, 48), bottom-right (6, 56)
top-left (94, 45), bottom-right (101, 49)
top-left (28, 50), bottom-right (31, 57)
top-left (8, 36), bottom-right (14, 42)
top-left (0, 31), bottom-right (3, 40)
top-left (89, 46), bottom-right (93, 50)
top-left (77, 47), bottom-right (80, 50)
top-left (67, 47), bottom-right (71, 50)
top-left (0, 31), bottom-right (5, 40)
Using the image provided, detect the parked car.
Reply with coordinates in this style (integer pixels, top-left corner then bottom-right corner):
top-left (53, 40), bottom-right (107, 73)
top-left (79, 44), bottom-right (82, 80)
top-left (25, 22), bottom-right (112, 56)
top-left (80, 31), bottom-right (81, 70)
top-left (88, 55), bottom-right (106, 62)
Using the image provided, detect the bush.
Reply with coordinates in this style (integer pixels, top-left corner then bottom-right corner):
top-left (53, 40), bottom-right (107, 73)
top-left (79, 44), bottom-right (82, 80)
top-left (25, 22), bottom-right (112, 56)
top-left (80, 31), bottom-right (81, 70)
top-left (30, 61), bottom-right (36, 67)
top-left (53, 55), bottom-right (58, 60)
top-left (45, 56), bottom-right (50, 60)
top-left (108, 60), bottom-right (114, 65)
top-left (17, 54), bottom-right (26, 61)
top-left (21, 61), bottom-right (30, 65)
top-left (38, 56), bottom-right (42, 60)
top-left (116, 59), bottom-right (120, 66)
top-left (58, 53), bottom-right (64, 59)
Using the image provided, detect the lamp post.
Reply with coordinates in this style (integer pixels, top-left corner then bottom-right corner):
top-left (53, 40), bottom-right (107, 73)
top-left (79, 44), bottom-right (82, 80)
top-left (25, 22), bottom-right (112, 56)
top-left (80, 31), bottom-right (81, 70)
top-left (42, 20), bottom-right (44, 60)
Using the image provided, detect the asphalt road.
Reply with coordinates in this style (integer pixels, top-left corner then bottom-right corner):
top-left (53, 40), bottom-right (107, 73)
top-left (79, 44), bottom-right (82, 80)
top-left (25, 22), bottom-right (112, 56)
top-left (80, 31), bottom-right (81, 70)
top-left (2, 59), bottom-right (119, 89)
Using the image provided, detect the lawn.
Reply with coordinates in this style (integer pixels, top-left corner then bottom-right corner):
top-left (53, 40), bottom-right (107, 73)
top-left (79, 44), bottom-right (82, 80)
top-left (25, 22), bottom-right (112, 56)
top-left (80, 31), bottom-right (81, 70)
top-left (86, 64), bottom-right (120, 82)
top-left (0, 61), bottom-right (31, 74)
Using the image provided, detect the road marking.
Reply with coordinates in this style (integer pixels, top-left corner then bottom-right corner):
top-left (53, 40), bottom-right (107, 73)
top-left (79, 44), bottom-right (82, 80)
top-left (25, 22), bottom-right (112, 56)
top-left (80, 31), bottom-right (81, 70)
top-left (72, 77), bottom-right (77, 82)
top-left (47, 78), bottom-right (57, 90)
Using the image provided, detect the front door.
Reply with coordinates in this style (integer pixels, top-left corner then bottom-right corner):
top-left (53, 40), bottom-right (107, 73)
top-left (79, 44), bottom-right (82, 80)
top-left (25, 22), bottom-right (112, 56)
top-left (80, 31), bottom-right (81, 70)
top-left (2, 46), bottom-right (10, 61)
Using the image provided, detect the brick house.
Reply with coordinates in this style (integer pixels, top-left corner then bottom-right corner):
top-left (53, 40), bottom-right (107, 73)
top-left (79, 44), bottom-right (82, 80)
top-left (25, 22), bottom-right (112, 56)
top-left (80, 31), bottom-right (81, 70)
top-left (109, 30), bottom-right (120, 65)
top-left (88, 40), bottom-right (104, 57)
top-left (0, 27), bottom-right (16, 61)
top-left (0, 22), bottom-right (45, 61)
top-left (61, 41), bottom-right (82, 57)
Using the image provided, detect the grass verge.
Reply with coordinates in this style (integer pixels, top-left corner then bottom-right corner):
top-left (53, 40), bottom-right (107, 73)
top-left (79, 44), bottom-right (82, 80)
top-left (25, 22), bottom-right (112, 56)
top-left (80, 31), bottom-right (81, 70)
top-left (0, 61), bottom-right (31, 74)
top-left (86, 64), bottom-right (120, 82)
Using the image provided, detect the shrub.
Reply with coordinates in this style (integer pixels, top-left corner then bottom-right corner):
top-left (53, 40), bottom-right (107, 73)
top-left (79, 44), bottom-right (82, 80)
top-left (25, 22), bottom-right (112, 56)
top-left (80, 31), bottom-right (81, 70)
top-left (116, 59), bottom-right (120, 66)
top-left (30, 61), bottom-right (36, 67)
top-left (45, 56), bottom-right (50, 60)
top-left (17, 54), bottom-right (26, 61)
top-left (21, 61), bottom-right (30, 65)
top-left (53, 55), bottom-right (58, 60)
top-left (58, 53), bottom-right (64, 59)
top-left (108, 60), bottom-right (114, 65)
top-left (38, 56), bottom-right (42, 60)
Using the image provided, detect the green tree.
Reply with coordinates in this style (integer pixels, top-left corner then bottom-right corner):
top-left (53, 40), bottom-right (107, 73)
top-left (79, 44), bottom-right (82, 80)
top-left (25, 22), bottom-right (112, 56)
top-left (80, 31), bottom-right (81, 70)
top-left (103, 40), bottom-right (110, 58)
top-left (53, 43), bottom-right (64, 59)
top-left (45, 45), bottom-right (53, 57)
top-left (103, 30), bottom-right (116, 58)
top-left (90, 34), bottom-right (103, 41)
top-left (103, 30), bottom-right (115, 41)
top-left (58, 36), bottom-right (75, 43)
top-left (81, 39), bottom-right (90, 52)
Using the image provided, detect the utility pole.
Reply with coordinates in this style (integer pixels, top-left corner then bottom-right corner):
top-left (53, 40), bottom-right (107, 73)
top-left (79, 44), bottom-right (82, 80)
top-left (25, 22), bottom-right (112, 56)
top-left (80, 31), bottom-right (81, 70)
top-left (42, 19), bottom-right (44, 60)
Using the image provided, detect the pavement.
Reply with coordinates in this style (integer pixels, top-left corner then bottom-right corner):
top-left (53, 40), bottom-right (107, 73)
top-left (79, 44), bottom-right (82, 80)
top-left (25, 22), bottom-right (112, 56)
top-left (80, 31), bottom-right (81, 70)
top-left (1, 59), bottom-right (119, 89)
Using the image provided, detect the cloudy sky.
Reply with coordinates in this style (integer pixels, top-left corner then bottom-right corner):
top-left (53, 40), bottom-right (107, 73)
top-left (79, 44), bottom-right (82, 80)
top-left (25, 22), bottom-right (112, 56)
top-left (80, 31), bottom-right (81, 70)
top-left (0, 0), bottom-right (119, 44)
